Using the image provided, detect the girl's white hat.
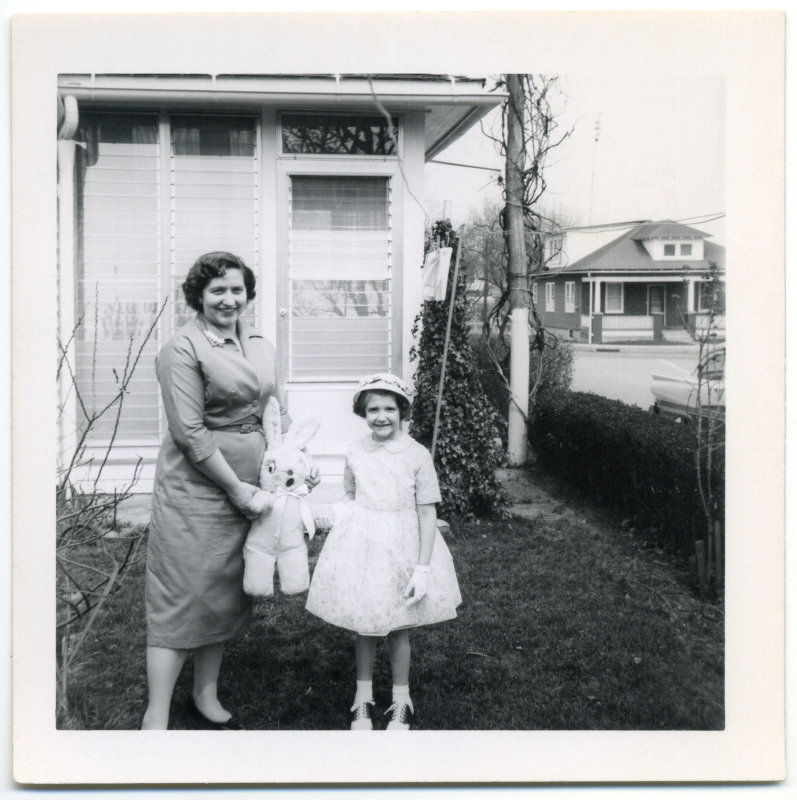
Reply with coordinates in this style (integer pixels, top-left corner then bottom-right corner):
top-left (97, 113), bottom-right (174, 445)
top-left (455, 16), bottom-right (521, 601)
top-left (352, 373), bottom-right (415, 406)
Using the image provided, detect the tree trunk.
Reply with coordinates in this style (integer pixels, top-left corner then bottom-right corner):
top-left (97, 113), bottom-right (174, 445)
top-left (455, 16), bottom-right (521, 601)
top-left (505, 74), bottom-right (530, 466)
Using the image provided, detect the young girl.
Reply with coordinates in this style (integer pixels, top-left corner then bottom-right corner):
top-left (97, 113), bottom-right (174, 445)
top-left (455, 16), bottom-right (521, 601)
top-left (306, 373), bottom-right (461, 730)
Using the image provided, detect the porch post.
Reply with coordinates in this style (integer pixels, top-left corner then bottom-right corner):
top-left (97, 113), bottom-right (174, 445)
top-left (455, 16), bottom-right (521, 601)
top-left (588, 278), bottom-right (593, 344)
top-left (57, 95), bottom-right (79, 475)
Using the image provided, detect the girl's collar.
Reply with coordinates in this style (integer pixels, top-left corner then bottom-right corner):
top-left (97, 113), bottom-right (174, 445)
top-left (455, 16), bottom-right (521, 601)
top-left (361, 432), bottom-right (412, 453)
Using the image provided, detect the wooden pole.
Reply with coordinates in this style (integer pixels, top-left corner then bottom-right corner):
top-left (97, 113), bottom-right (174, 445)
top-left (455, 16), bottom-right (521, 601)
top-left (431, 227), bottom-right (464, 460)
top-left (714, 519), bottom-right (723, 591)
top-left (505, 74), bottom-right (530, 466)
top-left (695, 539), bottom-right (707, 600)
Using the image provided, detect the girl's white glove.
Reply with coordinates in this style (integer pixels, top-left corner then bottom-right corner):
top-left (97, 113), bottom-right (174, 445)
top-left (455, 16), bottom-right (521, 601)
top-left (403, 565), bottom-right (430, 606)
top-left (314, 497), bottom-right (354, 531)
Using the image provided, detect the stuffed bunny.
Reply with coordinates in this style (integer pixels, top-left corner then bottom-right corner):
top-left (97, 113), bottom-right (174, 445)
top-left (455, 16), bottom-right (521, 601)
top-left (242, 397), bottom-right (322, 597)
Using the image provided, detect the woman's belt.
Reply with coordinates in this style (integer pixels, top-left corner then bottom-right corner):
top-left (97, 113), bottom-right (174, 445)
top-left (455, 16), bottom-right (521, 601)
top-left (210, 416), bottom-right (263, 434)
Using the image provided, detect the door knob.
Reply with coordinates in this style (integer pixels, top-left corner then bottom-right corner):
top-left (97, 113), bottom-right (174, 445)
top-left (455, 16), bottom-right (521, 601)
top-left (279, 307), bottom-right (287, 317)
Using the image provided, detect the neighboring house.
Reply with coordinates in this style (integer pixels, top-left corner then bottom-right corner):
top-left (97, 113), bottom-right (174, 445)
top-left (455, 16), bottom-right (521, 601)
top-left (56, 74), bottom-right (503, 491)
top-left (534, 221), bottom-right (726, 344)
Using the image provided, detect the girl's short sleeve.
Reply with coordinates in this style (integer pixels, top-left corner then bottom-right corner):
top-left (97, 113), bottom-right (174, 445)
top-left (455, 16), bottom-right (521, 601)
top-left (414, 445), bottom-right (442, 505)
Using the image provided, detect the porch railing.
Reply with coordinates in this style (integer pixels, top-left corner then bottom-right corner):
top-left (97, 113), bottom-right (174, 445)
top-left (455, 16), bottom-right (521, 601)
top-left (600, 314), bottom-right (655, 342)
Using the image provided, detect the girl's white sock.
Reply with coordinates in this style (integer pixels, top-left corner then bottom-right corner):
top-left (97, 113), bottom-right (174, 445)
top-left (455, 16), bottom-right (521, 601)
top-left (354, 679), bottom-right (373, 704)
top-left (392, 683), bottom-right (413, 713)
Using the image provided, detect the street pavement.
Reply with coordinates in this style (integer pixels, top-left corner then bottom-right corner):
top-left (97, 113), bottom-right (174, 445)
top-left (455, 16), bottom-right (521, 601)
top-left (571, 344), bottom-right (699, 409)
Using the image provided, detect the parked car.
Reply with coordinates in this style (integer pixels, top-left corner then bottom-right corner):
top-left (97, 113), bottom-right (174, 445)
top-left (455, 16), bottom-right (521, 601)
top-left (650, 348), bottom-right (725, 422)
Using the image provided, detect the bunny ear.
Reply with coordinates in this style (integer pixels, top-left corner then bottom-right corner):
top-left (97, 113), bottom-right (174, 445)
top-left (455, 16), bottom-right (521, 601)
top-left (283, 415), bottom-right (322, 450)
top-left (262, 396), bottom-right (283, 449)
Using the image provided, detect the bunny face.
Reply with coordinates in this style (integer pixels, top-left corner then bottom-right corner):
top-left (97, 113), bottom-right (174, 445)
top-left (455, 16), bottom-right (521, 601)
top-left (259, 446), bottom-right (313, 493)
top-left (258, 396), bottom-right (322, 493)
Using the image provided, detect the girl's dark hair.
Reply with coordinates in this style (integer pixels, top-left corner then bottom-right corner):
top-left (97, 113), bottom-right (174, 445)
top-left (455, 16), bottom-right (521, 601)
top-left (181, 251), bottom-right (256, 311)
top-left (353, 390), bottom-right (411, 421)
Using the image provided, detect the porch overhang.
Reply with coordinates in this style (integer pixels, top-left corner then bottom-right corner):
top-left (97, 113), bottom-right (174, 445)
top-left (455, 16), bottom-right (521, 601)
top-left (578, 273), bottom-right (721, 284)
top-left (57, 73), bottom-right (505, 160)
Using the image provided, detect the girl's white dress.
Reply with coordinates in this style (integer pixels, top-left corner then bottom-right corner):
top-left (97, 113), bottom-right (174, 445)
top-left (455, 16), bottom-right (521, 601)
top-left (306, 433), bottom-right (462, 636)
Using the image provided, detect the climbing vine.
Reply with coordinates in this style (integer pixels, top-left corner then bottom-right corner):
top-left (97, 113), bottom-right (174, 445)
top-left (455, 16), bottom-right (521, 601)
top-left (410, 220), bottom-right (507, 520)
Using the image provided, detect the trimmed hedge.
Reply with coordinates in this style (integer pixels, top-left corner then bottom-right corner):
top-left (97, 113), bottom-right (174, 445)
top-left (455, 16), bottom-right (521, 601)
top-left (529, 390), bottom-right (724, 553)
top-left (470, 333), bottom-right (574, 421)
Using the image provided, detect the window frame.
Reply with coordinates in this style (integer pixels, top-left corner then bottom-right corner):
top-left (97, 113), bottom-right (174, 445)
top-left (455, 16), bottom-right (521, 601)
top-left (545, 281), bottom-right (556, 313)
top-left (276, 158), bottom-right (404, 384)
top-left (604, 282), bottom-right (624, 314)
top-left (564, 281), bottom-right (576, 313)
top-left (680, 243), bottom-right (693, 257)
top-left (547, 235), bottom-right (563, 266)
top-left (278, 112), bottom-right (401, 158)
top-left (72, 110), bottom-right (264, 447)
top-left (696, 280), bottom-right (723, 312)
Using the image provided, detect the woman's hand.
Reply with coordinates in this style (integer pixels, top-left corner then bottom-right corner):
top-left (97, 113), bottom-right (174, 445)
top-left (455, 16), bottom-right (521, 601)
top-left (228, 481), bottom-right (270, 520)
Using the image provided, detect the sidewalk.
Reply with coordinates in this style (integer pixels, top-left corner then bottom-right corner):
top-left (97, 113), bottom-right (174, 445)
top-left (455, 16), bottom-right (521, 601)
top-left (571, 341), bottom-right (699, 355)
top-left (497, 466), bottom-right (581, 524)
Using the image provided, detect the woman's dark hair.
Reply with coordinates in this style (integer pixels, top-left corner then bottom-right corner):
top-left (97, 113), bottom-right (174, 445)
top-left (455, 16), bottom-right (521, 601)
top-left (353, 390), bottom-right (411, 421)
top-left (181, 251), bottom-right (256, 311)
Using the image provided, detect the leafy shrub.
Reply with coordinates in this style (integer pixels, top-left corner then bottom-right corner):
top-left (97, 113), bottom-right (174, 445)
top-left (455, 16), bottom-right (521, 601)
top-left (529, 390), bottom-right (724, 553)
top-left (410, 221), bottom-right (507, 520)
top-left (470, 333), bottom-right (574, 420)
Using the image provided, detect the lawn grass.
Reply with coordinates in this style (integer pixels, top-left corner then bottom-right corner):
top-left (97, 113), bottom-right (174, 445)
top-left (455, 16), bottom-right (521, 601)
top-left (60, 504), bottom-right (723, 731)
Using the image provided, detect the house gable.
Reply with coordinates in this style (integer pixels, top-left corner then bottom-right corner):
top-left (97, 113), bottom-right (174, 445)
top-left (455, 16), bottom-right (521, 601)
top-left (562, 221), bottom-right (724, 276)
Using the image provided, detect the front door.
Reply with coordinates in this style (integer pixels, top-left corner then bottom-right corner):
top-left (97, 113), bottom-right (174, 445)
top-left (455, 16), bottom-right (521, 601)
top-left (277, 166), bottom-right (401, 481)
top-left (648, 284), bottom-right (665, 316)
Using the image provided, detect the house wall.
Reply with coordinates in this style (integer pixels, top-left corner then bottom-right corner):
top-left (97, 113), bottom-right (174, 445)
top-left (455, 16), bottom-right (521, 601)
top-left (536, 276), bottom-right (582, 334)
top-left (59, 104), bottom-right (430, 492)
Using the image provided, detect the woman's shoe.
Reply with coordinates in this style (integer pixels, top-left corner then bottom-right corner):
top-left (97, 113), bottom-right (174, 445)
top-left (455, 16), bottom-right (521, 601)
top-left (186, 695), bottom-right (245, 730)
top-left (384, 701), bottom-right (413, 730)
top-left (350, 700), bottom-right (375, 730)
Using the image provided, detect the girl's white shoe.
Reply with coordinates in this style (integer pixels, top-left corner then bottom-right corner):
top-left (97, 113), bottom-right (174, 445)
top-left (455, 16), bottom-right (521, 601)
top-left (350, 700), bottom-right (375, 730)
top-left (385, 701), bottom-right (414, 730)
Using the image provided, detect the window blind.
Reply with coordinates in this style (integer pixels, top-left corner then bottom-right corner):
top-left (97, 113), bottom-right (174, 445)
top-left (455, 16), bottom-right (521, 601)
top-left (73, 113), bottom-right (260, 445)
top-left (288, 176), bottom-right (392, 380)
top-left (75, 114), bottom-right (162, 442)
top-left (170, 116), bottom-right (259, 331)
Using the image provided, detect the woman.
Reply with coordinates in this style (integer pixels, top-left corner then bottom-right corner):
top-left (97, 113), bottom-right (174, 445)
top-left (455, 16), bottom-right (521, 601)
top-left (141, 251), bottom-right (312, 730)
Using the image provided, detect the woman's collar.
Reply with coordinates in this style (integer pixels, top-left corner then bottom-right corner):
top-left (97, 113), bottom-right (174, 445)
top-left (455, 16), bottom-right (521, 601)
top-left (196, 314), bottom-right (249, 347)
top-left (361, 432), bottom-right (412, 453)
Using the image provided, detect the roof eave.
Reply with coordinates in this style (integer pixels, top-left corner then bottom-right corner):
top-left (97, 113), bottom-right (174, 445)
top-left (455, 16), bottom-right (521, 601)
top-left (425, 104), bottom-right (498, 160)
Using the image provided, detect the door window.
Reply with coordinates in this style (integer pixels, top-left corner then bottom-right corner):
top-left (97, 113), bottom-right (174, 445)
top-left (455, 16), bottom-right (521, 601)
top-left (649, 285), bottom-right (665, 314)
top-left (288, 175), bottom-right (393, 379)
